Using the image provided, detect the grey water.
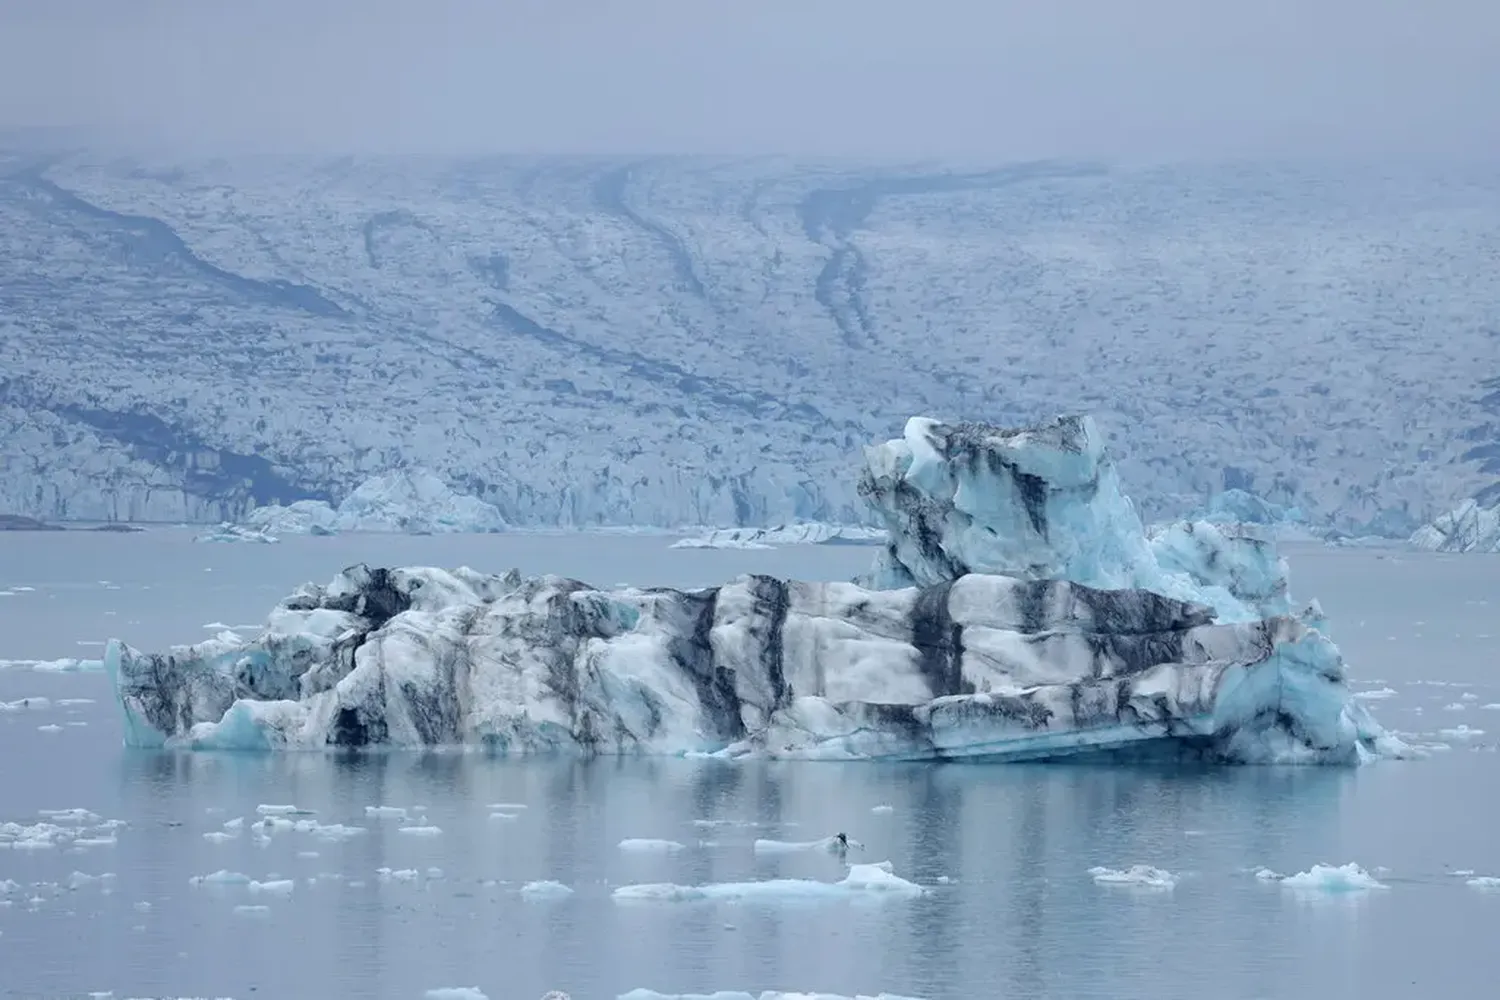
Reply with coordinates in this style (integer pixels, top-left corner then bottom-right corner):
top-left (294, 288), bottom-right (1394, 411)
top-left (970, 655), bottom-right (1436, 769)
top-left (1, 531), bottom-right (1499, 1000)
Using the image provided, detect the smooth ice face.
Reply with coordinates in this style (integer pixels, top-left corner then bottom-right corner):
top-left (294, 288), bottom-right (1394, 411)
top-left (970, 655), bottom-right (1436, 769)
top-left (246, 468), bottom-right (507, 536)
top-left (857, 416), bottom-right (1293, 621)
top-left (106, 561), bottom-right (1401, 765)
top-left (1411, 498), bottom-right (1500, 553)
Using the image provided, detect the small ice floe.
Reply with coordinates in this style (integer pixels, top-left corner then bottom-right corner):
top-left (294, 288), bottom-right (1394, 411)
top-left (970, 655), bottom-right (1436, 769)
top-left (487, 803), bottom-right (527, 811)
top-left (0, 696), bottom-right (51, 712)
top-left (1482, 704), bottom-right (1500, 711)
top-left (1443, 703), bottom-right (1467, 712)
top-left (255, 804), bottom-right (308, 816)
top-left (297, 851), bottom-right (321, 859)
top-left (1462, 692), bottom-right (1479, 701)
top-left (36, 724), bottom-right (63, 733)
top-left (57, 699), bottom-right (94, 707)
top-left (203, 831), bottom-right (237, 844)
top-left (223, 817), bottom-right (244, 830)
top-left (190, 869), bottom-right (252, 886)
top-left (39, 808), bottom-right (99, 824)
top-left (613, 861), bottom-right (925, 903)
top-left (691, 818), bottom-right (770, 829)
top-left (248, 879), bottom-right (295, 895)
top-left (376, 868), bottom-right (419, 882)
top-left (0, 658), bottom-right (101, 673)
top-left (398, 825), bottom-right (443, 837)
top-left (233, 904), bottom-right (272, 916)
top-left (427, 867), bottom-right (445, 879)
top-left (307, 822), bottom-right (365, 841)
top-left (1466, 876), bottom-right (1500, 889)
top-left (618, 839), bottom-right (686, 853)
top-left (488, 812), bottom-right (519, 822)
top-left (1088, 865), bottom-right (1178, 889)
top-left (424, 989), bottom-right (490, 1000)
top-left (1354, 687), bottom-right (1398, 700)
top-left (1279, 863), bottom-right (1387, 892)
top-left (871, 804), bottom-right (895, 814)
top-left (364, 805), bottom-right (408, 819)
top-left (1439, 726), bottom-right (1485, 740)
top-left (520, 880), bottom-right (575, 900)
top-left (66, 871), bottom-right (116, 891)
top-left (752, 834), bottom-right (863, 855)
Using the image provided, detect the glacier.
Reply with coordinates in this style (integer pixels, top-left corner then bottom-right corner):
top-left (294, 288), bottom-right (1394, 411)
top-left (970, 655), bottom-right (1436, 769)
top-left (1410, 498), bottom-right (1500, 553)
top-left (2, 155), bottom-right (1497, 532)
top-left (106, 414), bottom-right (1401, 765)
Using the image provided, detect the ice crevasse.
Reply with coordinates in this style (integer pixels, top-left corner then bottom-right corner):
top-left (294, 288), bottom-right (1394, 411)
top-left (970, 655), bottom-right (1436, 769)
top-left (107, 414), bottom-right (1403, 765)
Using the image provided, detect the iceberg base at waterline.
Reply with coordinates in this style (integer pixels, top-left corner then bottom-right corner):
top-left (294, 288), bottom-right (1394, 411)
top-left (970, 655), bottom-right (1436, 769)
top-left (105, 562), bottom-right (1399, 764)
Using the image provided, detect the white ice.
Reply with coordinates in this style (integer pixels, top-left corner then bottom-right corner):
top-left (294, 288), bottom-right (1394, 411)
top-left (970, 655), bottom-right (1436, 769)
top-left (753, 837), bottom-right (863, 856)
top-left (519, 880), bottom-right (574, 899)
top-left (620, 993), bottom-right (926, 1000)
top-left (1410, 498), bottom-right (1500, 553)
top-left (1088, 865), bottom-right (1179, 889)
top-left (246, 468), bottom-right (507, 536)
top-left (614, 862), bottom-right (924, 902)
top-left (1279, 863), bottom-right (1387, 891)
top-left (672, 524), bottom-right (885, 549)
top-left (424, 990), bottom-right (490, 1000)
top-left (619, 839), bottom-right (687, 853)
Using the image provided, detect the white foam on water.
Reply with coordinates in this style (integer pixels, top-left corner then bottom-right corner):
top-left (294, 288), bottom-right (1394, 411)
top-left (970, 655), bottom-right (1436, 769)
top-left (1088, 865), bottom-right (1179, 889)
top-left (619, 839), bottom-right (687, 853)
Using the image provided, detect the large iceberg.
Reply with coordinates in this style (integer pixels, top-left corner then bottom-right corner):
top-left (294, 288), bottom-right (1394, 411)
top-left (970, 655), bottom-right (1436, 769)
top-left (107, 415), bottom-right (1401, 764)
top-left (1410, 498), bottom-right (1500, 553)
top-left (246, 469), bottom-right (507, 535)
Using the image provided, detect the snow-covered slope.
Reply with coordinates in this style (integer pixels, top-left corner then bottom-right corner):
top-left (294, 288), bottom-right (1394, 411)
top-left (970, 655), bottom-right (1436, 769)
top-left (246, 469), bottom-right (507, 535)
top-left (1410, 498), bottom-right (1500, 553)
top-left (105, 413), bottom-right (1400, 764)
top-left (2, 153), bottom-right (1497, 528)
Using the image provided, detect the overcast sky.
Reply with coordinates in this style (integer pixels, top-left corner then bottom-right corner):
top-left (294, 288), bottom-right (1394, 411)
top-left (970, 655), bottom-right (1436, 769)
top-left (1, 0), bottom-right (1496, 161)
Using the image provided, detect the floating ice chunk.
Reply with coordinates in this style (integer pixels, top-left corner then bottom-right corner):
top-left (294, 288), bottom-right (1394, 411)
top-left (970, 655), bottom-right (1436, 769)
top-left (248, 879), bottom-right (295, 895)
top-left (1439, 726), bottom-right (1485, 739)
top-left (488, 812), bottom-right (518, 822)
top-left (198, 523), bottom-right (278, 544)
top-left (486, 803), bottom-right (527, 811)
top-left (233, 903), bottom-right (272, 916)
top-left (203, 831), bottom-right (237, 844)
top-left (424, 989), bottom-right (490, 1000)
top-left (1466, 876), bottom-right (1500, 888)
top-left (398, 825), bottom-right (443, 837)
top-left (376, 867), bottom-right (419, 882)
top-left (1443, 702), bottom-right (1467, 712)
top-left (871, 805), bottom-right (894, 814)
top-left (619, 839), bottom-right (687, 853)
top-left (190, 870), bottom-right (251, 886)
top-left (0, 658), bottom-right (102, 673)
top-left (364, 806), bottom-right (408, 819)
top-left (39, 808), bottom-right (99, 824)
top-left (308, 822), bottom-right (365, 841)
top-left (256, 804), bottom-right (305, 816)
top-left (753, 836), bottom-right (862, 855)
top-left (1, 696), bottom-right (51, 712)
top-left (618, 994), bottom-right (926, 1000)
top-left (36, 724), bottom-right (62, 733)
top-left (1354, 687), bottom-right (1397, 700)
top-left (520, 880), bottom-right (574, 899)
top-left (614, 862), bottom-right (924, 903)
top-left (66, 871), bottom-right (116, 890)
top-left (671, 523), bottom-right (885, 549)
top-left (1254, 868), bottom-right (1283, 881)
top-left (426, 867), bottom-right (445, 879)
top-left (1483, 704), bottom-right (1500, 710)
top-left (1088, 865), bottom-right (1178, 889)
top-left (1280, 863), bottom-right (1387, 891)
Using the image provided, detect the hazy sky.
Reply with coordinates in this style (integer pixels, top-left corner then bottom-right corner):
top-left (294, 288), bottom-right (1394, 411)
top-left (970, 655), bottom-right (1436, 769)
top-left (2, 0), bottom-right (1497, 160)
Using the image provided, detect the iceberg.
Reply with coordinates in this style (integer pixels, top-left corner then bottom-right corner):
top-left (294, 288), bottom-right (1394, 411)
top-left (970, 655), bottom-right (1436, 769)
top-left (671, 524), bottom-right (886, 550)
top-left (106, 414), bottom-right (1401, 765)
top-left (1410, 498), bottom-right (1500, 553)
top-left (245, 468), bottom-right (507, 536)
top-left (1192, 489), bottom-right (1305, 528)
top-left (196, 522), bottom-right (278, 544)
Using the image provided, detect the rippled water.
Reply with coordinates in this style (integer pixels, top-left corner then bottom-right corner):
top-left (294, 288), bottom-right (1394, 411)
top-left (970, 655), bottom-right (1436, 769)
top-left (2, 531), bottom-right (1498, 999)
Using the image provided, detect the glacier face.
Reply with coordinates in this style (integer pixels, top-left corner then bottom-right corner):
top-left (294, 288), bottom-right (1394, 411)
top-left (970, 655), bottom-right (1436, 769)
top-left (2, 153), bottom-right (1498, 529)
top-left (105, 414), bottom-right (1400, 764)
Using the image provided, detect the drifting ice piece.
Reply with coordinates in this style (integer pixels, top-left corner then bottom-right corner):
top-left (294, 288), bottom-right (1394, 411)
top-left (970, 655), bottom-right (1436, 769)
top-left (107, 414), bottom-right (1400, 765)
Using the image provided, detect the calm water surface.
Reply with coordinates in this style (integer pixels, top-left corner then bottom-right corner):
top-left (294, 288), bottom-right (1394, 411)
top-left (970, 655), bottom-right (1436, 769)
top-left (1, 530), bottom-right (1498, 1000)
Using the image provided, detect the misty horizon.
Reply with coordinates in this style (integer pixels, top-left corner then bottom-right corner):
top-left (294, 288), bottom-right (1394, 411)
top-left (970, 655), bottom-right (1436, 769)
top-left (2, 0), bottom-right (1498, 162)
